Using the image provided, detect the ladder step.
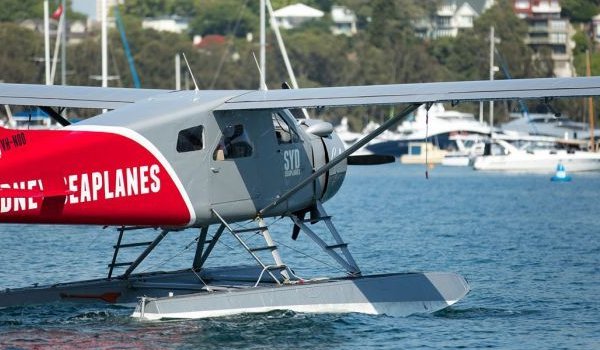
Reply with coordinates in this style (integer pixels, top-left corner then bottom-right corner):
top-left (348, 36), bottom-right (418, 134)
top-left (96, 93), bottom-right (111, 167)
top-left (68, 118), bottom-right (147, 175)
top-left (113, 241), bottom-right (152, 249)
top-left (300, 216), bottom-right (332, 223)
top-left (249, 245), bottom-right (277, 252)
top-left (266, 264), bottom-right (287, 271)
top-left (107, 262), bottom-right (133, 268)
top-left (326, 243), bottom-right (348, 249)
top-left (232, 227), bottom-right (263, 234)
top-left (117, 226), bottom-right (151, 232)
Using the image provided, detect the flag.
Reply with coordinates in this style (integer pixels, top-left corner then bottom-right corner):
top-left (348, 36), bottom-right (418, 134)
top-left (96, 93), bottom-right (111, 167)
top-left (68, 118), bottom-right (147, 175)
top-left (51, 4), bottom-right (63, 20)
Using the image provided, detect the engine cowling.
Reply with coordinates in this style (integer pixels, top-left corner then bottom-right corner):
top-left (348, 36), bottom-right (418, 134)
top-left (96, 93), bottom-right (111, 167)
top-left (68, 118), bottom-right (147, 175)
top-left (300, 119), bottom-right (347, 203)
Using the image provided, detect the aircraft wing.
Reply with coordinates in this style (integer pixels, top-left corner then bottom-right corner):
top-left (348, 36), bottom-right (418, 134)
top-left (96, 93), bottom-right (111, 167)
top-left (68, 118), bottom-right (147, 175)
top-left (2, 77), bottom-right (600, 111)
top-left (217, 77), bottom-right (600, 110)
top-left (0, 83), bottom-right (173, 109)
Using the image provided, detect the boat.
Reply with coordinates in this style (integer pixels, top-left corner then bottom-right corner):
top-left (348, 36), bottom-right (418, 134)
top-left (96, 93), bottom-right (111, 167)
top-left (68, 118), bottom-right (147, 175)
top-left (400, 142), bottom-right (447, 164)
top-left (365, 103), bottom-right (491, 157)
top-left (441, 134), bottom-right (486, 166)
top-left (502, 112), bottom-right (600, 141)
top-left (334, 117), bottom-right (363, 147)
top-left (472, 138), bottom-right (600, 172)
top-left (7, 108), bottom-right (60, 130)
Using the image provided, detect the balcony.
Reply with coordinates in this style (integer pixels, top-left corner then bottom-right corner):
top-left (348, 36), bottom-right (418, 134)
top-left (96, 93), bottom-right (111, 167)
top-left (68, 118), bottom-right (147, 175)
top-left (532, 3), bottom-right (561, 15)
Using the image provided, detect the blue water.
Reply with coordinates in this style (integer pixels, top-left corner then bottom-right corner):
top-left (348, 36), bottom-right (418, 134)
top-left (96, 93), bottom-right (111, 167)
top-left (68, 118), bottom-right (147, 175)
top-left (1, 164), bottom-right (599, 349)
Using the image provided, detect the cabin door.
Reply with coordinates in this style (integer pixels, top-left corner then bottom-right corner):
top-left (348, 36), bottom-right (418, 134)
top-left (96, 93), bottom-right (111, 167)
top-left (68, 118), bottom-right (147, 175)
top-left (209, 112), bottom-right (261, 210)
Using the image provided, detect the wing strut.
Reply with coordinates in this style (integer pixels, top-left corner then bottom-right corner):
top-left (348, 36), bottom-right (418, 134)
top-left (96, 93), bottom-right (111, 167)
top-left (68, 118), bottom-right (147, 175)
top-left (39, 106), bottom-right (71, 126)
top-left (259, 103), bottom-right (422, 216)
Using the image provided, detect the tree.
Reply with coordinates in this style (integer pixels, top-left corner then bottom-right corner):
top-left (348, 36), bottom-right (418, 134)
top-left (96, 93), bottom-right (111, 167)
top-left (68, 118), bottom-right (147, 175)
top-left (0, 23), bottom-right (43, 84)
top-left (561, 0), bottom-right (600, 22)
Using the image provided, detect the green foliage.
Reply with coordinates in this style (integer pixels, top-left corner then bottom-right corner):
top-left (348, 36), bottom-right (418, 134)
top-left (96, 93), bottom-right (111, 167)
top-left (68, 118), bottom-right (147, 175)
top-left (189, 0), bottom-right (257, 37)
top-left (0, 0), bottom-right (45, 22)
top-left (572, 30), bottom-right (590, 54)
top-left (0, 23), bottom-right (43, 83)
top-left (561, 0), bottom-right (600, 22)
top-left (0, 0), bottom-right (85, 22)
top-left (123, 0), bottom-right (196, 18)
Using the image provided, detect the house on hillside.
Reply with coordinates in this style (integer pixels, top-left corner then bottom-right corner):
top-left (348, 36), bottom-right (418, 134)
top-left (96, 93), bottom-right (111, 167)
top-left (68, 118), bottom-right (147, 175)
top-left (512, 0), bottom-right (574, 77)
top-left (142, 16), bottom-right (189, 34)
top-left (415, 0), bottom-right (495, 38)
top-left (331, 5), bottom-right (357, 36)
top-left (593, 14), bottom-right (600, 43)
top-left (272, 3), bottom-right (324, 29)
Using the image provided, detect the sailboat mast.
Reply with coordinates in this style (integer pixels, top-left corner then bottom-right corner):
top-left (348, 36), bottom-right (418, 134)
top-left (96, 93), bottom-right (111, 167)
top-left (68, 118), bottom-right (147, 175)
top-left (586, 50), bottom-right (595, 151)
top-left (44, 0), bottom-right (50, 85)
top-left (101, 0), bottom-right (108, 88)
top-left (259, 0), bottom-right (266, 90)
top-left (61, 0), bottom-right (67, 85)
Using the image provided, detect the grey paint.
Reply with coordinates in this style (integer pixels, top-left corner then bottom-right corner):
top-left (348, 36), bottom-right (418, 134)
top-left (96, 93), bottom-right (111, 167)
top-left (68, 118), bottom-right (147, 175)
top-left (0, 83), bottom-right (172, 109)
top-left (3, 77), bottom-right (600, 111)
top-left (134, 272), bottom-right (470, 319)
top-left (217, 77), bottom-right (600, 110)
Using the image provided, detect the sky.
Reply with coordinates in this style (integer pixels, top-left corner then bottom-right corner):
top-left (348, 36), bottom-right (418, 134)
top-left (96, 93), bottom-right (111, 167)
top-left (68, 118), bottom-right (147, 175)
top-left (72, 0), bottom-right (96, 20)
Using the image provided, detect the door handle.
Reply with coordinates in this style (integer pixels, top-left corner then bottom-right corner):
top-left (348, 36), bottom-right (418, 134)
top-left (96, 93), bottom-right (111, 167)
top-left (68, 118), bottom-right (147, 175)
top-left (210, 167), bottom-right (220, 173)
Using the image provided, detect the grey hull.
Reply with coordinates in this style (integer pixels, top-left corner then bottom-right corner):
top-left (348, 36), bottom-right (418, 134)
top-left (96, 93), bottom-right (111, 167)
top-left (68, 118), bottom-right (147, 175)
top-left (133, 272), bottom-right (470, 320)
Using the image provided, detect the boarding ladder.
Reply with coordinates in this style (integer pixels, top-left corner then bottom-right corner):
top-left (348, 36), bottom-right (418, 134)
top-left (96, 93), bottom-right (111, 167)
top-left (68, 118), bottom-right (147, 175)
top-left (107, 226), bottom-right (169, 279)
top-left (289, 201), bottom-right (361, 276)
top-left (211, 209), bottom-right (291, 285)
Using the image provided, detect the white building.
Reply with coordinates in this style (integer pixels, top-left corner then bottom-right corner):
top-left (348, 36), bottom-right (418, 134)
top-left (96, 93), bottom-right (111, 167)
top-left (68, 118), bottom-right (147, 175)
top-left (592, 14), bottom-right (600, 43)
top-left (515, 1), bottom-right (574, 77)
top-left (272, 3), bottom-right (324, 29)
top-left (331, 5), bottom-right (357, 36)
top-left (142, 17), bottom-right (189, 34)
top-left (415, 0), bottom-right (495, 38)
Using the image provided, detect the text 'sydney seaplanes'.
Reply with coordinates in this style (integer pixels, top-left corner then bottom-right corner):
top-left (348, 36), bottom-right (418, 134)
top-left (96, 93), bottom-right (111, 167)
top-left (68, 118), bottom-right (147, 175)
top-left (1, 75), bottom-right (600, 320)
top-left (1, 165), bottom-right (161, 213)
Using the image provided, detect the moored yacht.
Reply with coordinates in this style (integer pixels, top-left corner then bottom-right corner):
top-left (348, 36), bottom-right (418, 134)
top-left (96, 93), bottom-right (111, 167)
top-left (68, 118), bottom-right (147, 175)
top-left (365, 103), bottom-right (491, 157)
top-left (472, 138), bottom-right (600, 172)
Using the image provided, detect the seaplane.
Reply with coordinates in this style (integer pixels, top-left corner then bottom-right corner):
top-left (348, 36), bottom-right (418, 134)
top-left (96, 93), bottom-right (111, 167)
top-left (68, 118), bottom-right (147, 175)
top-left (1, 75), bottom-right (599, 320)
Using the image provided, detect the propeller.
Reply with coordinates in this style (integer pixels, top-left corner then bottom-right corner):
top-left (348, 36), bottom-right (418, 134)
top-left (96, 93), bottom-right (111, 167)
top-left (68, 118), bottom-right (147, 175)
top-left (347, 154), bottom-right (395, 165)
top-left (291, 206), bottom-right (320, 240)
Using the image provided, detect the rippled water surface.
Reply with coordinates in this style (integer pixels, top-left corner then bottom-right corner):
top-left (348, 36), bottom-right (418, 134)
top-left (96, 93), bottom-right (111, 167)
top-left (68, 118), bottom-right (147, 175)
top-left (1, 165), bottom-right (599, 349)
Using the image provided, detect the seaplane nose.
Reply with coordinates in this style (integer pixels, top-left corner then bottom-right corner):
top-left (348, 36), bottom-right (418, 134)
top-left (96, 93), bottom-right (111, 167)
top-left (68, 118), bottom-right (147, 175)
top-left (0, 126), bottom-right (193, 226)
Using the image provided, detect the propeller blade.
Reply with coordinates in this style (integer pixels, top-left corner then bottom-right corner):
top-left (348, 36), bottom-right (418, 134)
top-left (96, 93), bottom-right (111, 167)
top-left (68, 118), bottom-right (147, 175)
top-left (347, 154), bottom-right (395, 165)
top-left (292, 210), bottom-right (306, 240)
top-left (309, 206), bottom-right (319, 224)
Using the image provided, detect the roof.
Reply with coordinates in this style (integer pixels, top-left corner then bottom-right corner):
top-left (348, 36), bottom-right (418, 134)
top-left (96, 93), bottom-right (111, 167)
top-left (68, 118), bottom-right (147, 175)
top-left (273, 3), bottom-right (324, 18)
top-left (331, 5), bottom-right (356, 23)
top-left (454, 0), bottom-right (493, 15)
top-left (194, 35), bottom-right (227, 49)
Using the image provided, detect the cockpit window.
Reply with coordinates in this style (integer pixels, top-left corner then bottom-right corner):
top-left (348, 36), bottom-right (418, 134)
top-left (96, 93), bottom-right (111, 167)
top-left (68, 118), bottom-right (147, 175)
top-left (272, 112), bottom-right (300, 144)
top-left (213, 124), bottom-right (253, 160)
top-left (177, 125), bottom-right (204, 152)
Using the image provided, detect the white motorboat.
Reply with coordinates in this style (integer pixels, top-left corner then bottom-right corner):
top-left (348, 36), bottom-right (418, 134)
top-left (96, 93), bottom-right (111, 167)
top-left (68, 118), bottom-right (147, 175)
top-left (366, 103), bottom-right (491, 157)
top-left (472, 138), bottom-right (600, 172)
top-left (502, 112), bottom-right (600, 140)
top-left (441, 134), bottom-right (486, 166)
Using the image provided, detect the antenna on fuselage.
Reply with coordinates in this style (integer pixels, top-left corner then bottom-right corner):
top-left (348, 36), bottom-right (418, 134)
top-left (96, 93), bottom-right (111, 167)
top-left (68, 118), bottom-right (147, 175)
top-left (181, 52), bottom-right (199, 92)
top-left (252, 52), bottom-right (267, 91)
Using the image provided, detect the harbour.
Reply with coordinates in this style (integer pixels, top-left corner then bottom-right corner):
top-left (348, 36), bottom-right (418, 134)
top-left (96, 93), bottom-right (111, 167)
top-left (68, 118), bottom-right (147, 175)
top-left (1, 164), bottom-right (598, 349)
top-left (1, 0), bottom-right (600, 348)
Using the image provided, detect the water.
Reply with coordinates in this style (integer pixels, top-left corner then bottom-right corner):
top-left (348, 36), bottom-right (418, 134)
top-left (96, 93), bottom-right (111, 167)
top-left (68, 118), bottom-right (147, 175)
top-left (1, 164), bottom-right (599, 349)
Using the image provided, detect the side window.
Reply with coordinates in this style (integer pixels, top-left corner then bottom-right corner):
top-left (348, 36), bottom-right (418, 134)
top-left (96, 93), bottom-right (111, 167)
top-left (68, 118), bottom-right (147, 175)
top-left (213, 124), bottom-right (253, 160)
top-left (272, 112), bottom-right (299, 144)
top-left (177, 125), bottom-right (204, 152)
